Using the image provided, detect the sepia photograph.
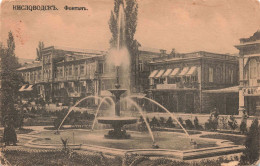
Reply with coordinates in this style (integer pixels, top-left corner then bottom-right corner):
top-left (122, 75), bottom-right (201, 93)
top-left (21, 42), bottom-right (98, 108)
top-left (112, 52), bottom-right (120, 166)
top-left (0, 0), bottom-right (260, 165)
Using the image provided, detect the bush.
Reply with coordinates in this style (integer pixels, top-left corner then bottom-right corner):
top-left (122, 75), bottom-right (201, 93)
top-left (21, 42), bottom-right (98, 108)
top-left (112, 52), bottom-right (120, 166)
top-left (239, 118), bottom-right (260, 165)
top-left (205, 116), bottom-right (218, 131)
top-left (219, 116), bottom-right (228, 130)
top-left (178, 117), bottom-right (186, 128)
top-left (194, 116), bottom-right (203, 130)
top-left (159, 117), bottom-right (165, 127)
top-left (185, 119), bottom-right (194, 129)
top-left (240, 121), bottom-right (247, 134)
top-left (150, 117), bottom-right (160, 129)
top-left (228, 115), bottom-right (238, 131)
top-left (165, 117), bottom-right (175, 128)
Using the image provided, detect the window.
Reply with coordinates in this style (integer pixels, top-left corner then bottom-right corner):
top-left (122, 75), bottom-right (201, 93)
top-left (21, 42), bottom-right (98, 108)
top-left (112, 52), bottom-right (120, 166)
top-left (60, 68), bottom-right (63, 77)
top-left (216, 67), bottom-right (222, 83)
top-left (38, 71), bottom-right (41, 80)
top-left (209, 67), bottom-right (214, 83)
top-left (69, 66), bottom-right (72, 76)
top-left (80, 65), bottom-right (85, 75)
top-left (138, 61), bottom-right (144, 72)
top-left (250, 59), bottom-right (257, 79)
top-left (65, 67), bottom-right (68, 76)
top-left (258, 62), bottom-right (260, 78)
top-left (230, 69), bottom-right (234, 83)
top-left (98, 63), bottom-right (104, 74)
top-left (74, 65), bottom-right (79, 76)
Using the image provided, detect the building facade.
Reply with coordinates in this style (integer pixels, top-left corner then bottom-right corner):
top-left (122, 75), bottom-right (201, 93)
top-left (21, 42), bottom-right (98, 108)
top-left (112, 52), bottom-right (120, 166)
top-left (17, 46), bottom-right (162, 105)
top-left (235, 30), bottom-right (260, 116)
top-left (18, 46), bottom-right (105, 105)
top-left (148, 51), bottom-right (239, 114)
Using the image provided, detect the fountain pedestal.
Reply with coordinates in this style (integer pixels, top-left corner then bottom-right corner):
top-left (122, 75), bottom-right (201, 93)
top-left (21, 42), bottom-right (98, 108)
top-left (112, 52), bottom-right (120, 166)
top-left (97, 67), bottom-right (138, 139)
top-left (98, 117), bottom-right (137, 139)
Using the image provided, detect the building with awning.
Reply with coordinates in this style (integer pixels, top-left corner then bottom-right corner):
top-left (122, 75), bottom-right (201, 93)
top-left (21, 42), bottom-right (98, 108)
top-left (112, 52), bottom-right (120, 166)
top-left (24, 85), bottom-right (34, 91)
top-left (186, 66), bottom-right (197, 76)
top-left (148, 51), bottom-right (239, 114)
top-left (178, 67), bottom-right (189, 76)
top-left (19, 85), bottom-right (28, 92)
top-left (169, 68), bottom-right (180, 77)
top-left (162, 69), bottom-right (172, 77)
top-left (149, 70), bottom-right (158, 78)
top-left (154, 69), bottom-right (165, 78)
top-left (235, 30), bottom-right (260, 116)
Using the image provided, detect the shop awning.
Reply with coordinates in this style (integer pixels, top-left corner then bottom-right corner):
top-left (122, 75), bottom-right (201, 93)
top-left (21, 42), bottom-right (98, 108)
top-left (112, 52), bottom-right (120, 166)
top-left (162, 69), bottom-right (172, 77)
top-left (24, 85), bottom-right (34, 91)
top-left (149, 70), bottom-right (159, 78)
top-left (203, 86), bottom-right (239, 93)
top-left (155, 69), bottom-right (165, 78)
top-left (186, 66), bottom-right (197, 76)
top-left (19, 85), bottom-right (27, 92)
top-left (169, 68), bottom-right (180, 77)
top-left (178, 67), bottom-right (189, 76)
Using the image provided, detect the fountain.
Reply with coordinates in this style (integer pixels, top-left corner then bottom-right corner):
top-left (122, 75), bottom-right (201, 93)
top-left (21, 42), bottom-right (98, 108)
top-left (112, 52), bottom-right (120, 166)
top-left (34, 1), bottom-right (245, 160)
top-left (97, 66), bottom-right (138, 139)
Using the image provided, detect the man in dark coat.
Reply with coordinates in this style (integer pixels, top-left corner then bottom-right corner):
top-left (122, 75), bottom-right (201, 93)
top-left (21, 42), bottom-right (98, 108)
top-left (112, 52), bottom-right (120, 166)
top-left (3, 120), bottom-right (17, 146)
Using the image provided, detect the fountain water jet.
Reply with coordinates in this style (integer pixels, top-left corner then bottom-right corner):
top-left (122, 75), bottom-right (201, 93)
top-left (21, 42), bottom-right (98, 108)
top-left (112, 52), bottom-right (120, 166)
top-left (123, 97), bottom-right (155, 143)
top-left (91, 96), bottom-right (115, 131)
top-left (129, 95), bottom-right (194, 142)
top-left (57, 96), bottom-right (108, 132)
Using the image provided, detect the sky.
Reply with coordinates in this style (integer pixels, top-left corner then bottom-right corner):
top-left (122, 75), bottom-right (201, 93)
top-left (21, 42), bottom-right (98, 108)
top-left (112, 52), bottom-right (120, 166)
top-left (1, 0), bottom-right (260, 59)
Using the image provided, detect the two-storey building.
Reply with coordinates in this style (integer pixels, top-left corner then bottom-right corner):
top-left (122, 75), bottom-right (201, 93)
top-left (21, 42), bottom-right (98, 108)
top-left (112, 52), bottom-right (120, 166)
top-left (148, 51), bottom-right (239, 114)
top-left (17, 45), bottom-right (162, 106)
top-left (18, 46), bottom-right (105, 105)
top-left (235, 30), bottom-right (260, 116)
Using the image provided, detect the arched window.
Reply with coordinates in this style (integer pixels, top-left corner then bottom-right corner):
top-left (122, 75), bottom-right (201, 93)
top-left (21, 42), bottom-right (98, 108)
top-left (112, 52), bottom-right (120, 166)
top-left (249, 59), bottom-right (257, 79)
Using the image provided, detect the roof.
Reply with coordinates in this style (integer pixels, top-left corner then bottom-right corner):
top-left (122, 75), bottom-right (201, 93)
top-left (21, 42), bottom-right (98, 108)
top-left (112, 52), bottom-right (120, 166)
top-left (240, 30), bottom-right (260, 43)
top-left (150, 51), bottom-right (237, 64)
top-left (139, 47), bottom-right (163, 54)
top-left (203, 86), bottom-right (239, 93)
top-left (17, 61), bottom-right (42, 71)
top-left (51, 46), bottom-right (106, 55)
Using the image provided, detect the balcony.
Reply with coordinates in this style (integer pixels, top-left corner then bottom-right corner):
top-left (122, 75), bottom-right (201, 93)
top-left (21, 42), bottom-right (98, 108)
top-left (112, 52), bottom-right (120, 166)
top-left (155, 82), bottom-right (199, 90)
top-left (156, 84), bottom-right (177, 89)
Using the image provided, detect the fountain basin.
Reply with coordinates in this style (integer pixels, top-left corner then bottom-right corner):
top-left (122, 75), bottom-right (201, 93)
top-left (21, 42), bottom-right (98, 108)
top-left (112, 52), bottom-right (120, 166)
top-left (97, 117), bottom-right (138, 125)
top-left (97, 117), bottom-right (138, 139)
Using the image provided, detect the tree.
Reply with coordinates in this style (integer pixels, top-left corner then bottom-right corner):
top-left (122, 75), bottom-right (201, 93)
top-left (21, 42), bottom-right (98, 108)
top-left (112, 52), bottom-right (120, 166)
top-left (239, 118), bottom-right (259, 165)
top-left (36, 41), bottom-right (44, 61)
top-left (1, 31), bottom-right (23, 125)
top-left (108, 0), bottom-right (140, 87)
top-left (228, 115), bottom-right (238, 131)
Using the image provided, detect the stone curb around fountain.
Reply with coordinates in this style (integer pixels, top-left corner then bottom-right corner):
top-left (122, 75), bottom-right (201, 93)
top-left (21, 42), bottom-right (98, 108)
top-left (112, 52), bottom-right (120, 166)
top-left (20, 130), bottom-right (245, 160)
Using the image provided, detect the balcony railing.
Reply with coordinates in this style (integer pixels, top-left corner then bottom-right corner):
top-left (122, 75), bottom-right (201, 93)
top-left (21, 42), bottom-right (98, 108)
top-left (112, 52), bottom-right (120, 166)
top-left (156, 84), bottom-right (177, 89)
top-left (155, 82), bottom-right (199, 90)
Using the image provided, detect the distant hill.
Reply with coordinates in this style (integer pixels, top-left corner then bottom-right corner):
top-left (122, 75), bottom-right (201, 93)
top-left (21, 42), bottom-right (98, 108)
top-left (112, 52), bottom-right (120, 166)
top-left (18, 58), bottom-right (34, 65)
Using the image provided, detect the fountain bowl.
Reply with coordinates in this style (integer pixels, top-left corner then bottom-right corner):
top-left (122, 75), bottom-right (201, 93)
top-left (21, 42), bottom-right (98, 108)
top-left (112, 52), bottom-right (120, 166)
top-left (97, 117), bottom-right (138, 125)
top-left (97, 117), bottom-right (138, 139)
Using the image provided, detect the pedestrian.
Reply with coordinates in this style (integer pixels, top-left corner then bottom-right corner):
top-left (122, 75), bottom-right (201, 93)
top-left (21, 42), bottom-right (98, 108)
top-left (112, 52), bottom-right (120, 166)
top-left (240, 109), bottom-right (248, 134)
top-left (3, 117), bottom-right (17, 146)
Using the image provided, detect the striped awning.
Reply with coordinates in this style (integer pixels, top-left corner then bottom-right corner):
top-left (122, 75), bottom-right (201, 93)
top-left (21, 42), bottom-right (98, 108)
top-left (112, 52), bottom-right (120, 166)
top-left (178, 67), bottom-right (189, 76)
top-left (155, 69), bottom-right (165, 78)
top-left (149, 70), bottom-right (159, 78)
top-left (24, 85), bottom-right (34, 91)
top-left (162, 69), bottom-right (173, 77)
top-left (19, 85), bottom-right (27, 92)
top-left (169, 68), bottom-right (180, 77)
top-left (186, 66), bottom-right (197, 76)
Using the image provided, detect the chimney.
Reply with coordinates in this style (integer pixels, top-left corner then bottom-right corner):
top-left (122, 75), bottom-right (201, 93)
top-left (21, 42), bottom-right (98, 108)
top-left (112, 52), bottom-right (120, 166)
top-left (160, 49), bottom-right (166, 57)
